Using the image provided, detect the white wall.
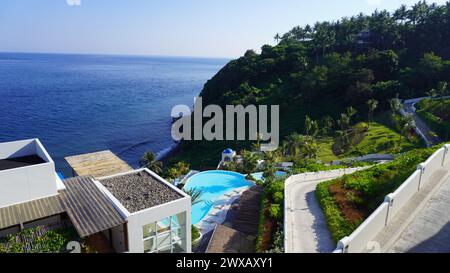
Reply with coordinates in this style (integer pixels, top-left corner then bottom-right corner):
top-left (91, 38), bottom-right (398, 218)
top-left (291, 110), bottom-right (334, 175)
top-left (0, 139), bottom-right (58, 208)
top-left (386, 170), bottom-right (421, 221)
top-left (0, 139), bottom-right (36, 159)
top-left (344, 203), bottom-right (389, 253)
top-left (335, 145), bottom-right (450, 253)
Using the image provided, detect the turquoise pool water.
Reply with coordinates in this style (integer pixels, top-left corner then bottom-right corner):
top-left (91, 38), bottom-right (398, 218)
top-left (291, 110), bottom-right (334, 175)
top-left (183, 170), bottom-right (254, 225)
top-left (250, 171), bottom-right (287, 181)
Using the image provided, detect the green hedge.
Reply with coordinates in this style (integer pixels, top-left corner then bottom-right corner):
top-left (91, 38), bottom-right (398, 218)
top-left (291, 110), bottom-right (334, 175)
top-left (316, 180), bottom-right (358, 242)
top-left (316, 146), bottom-right (437, 242)
top-left (255, 192), bottom-right (268, 253)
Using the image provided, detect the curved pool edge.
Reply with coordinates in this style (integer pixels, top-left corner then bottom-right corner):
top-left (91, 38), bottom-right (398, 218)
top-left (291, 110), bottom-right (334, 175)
top-left (183, 170), bottom-right (255, 226)
top-left (193, 185), bottom-right (251, 235)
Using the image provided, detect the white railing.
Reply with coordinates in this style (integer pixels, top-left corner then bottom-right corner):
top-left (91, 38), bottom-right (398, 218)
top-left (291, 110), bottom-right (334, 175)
top-left (332, 154), bottom-right (394, 165)
top-left (334, 144), bottom-right (450, 253)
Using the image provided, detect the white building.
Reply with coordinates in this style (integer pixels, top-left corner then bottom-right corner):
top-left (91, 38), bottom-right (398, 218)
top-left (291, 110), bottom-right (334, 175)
top-left (0, 139), bottom-right (191, 253)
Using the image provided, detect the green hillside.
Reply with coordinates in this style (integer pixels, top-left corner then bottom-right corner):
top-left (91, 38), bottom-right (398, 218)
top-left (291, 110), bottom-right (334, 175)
top-left (169, 1), bottom-right (450, 169)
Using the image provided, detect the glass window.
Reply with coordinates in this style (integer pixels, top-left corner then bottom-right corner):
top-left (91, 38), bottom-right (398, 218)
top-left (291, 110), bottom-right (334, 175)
top-left (172, 212), bottom-right (186, 228)
top-left (157, 232), bottom-right (171, 248)
top-left (171, 215), bottom-right (180, 228)
top-left (143, 237), bottom-right (156, 253)
top-left (172, 240), bottom-right (185, 253)
top-left (157, 217), bottom-right (171, 233)
top-left (143, 222), bottom-right (157, 239)
top-left (142, 212), bottom-right (188, 253)
top-left (171, 227), bottom-right (186, 242)
top-left (158, 245), bottom-right (171, 253)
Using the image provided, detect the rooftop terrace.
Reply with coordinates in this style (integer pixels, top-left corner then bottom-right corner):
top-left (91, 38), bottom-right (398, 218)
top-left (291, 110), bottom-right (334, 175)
top-left (99, 170), bottom-right (183, 213)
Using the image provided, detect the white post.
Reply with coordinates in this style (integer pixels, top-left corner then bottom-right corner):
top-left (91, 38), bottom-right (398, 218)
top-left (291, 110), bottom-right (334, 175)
top-left (384, 193), bottom-right (395, 225)
top-left (417, 163), bottom-right (426, 191)
top-left (336, 236), bottom-right (351, 253)
top-left (443, 144), bottom-right (450, 167)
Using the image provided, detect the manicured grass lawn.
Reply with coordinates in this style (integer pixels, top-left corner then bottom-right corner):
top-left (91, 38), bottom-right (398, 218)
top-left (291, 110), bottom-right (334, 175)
top-left (315, 121), bottom-right (422, 163)
top-left (316, 137), bottom-right (339, 163)
top-left (344, 122), bottom-right (421, 156)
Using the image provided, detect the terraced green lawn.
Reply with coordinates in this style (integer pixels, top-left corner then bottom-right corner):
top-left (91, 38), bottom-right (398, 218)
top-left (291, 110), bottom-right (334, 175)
top-left (315, 122), bottom-right (422, 163)
top-left (316, 137), bottom-right (339, 163)
top-left (345, 122), bottom-right (421, 156)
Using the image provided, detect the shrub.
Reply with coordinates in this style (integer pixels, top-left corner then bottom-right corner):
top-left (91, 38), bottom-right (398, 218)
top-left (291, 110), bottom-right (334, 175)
top-left (273, 191), bottom-right (284, 205)
top-left (192, 225), bottom-right (200, 242)
top-left (269, 204), bottom-right (282, 219)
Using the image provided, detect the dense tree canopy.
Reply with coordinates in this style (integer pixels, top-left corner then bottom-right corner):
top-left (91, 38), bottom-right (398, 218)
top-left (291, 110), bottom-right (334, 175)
top-left (201, 1), bottom-right (450, 113)
top-left (174, 1), bottom-right (450, 169)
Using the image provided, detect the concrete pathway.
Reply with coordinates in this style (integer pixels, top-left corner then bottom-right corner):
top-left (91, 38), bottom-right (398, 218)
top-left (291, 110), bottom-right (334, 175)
top-left (403, 100), bottom-right (442, 146)
top-left (284, 167), bottom-right (371, 253)
top-left (386, 175), bottom-right (450, 253)
top-left (285, 179), bottom-right (335, 253)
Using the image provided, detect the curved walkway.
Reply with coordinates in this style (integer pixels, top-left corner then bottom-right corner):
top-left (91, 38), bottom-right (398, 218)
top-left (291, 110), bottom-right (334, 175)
top-left (402, 97), bottom-right (443, 146)
top-left (284, 167), bottom-right (369, 253)
top-left (285, 179), bottom-right (335, 253)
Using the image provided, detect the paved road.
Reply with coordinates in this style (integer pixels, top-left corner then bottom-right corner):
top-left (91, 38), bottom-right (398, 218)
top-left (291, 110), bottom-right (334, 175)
top-left (403, 101), bottom-right (442, 146)
top-left (387, 175), bottom-right (450, 253)
top-left (285, 179), bottom-right (335, 253)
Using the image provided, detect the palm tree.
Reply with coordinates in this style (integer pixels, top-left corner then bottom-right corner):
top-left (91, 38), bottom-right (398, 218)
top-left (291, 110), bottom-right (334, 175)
top-left (367, 99), bottom-right (379, 127)
top-left (394, 4), bottom-right (408, 24)
top-left (139, 151), bottom-right (163, 174)
top-left (320, 116), bottom-right (334, 136)
top-left (183, 187), bottom-right (204, 206)
top-left (389, 97), bottom-right (401, 114)
top-left (305, 116), bottom-right (312, 136)
top-left (338, 113), bottom-right (350, 131)
top-left (285, 133), bottom-right (303, 157)
top-left (300, 136), bottom-right (318, 159)
top-left (274, 33), bottom-right (281, 43)
top-left (427, 88), bottom-right (438, 98)
top-left (437, 81), bottom-right (448, 97)
top-left (346, 106), bottom-right (357, 120)
top-left (398, 115), bottom-right (416, 146)
top-left (241, 150), bottom-right (259, 175)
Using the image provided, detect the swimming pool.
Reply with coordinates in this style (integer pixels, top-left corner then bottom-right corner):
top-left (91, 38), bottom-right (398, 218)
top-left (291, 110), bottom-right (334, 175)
top-left (183, 170), bottom-right (254, 224)
top-left (250, 171), bottom-right (287, 181)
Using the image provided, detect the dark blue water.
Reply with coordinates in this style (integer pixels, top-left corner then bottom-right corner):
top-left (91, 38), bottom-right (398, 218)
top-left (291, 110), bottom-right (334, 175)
top-left (0, 53), bottom-right (227, 175)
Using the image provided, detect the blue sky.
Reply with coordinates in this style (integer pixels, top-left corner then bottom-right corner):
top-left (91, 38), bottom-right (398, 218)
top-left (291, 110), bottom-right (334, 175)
top-left (0, 0), bottom-right (447, 58)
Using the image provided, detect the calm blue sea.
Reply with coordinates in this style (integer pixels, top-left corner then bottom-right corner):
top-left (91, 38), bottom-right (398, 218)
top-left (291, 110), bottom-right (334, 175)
top-left (0, 53), bottom-right (228, 175)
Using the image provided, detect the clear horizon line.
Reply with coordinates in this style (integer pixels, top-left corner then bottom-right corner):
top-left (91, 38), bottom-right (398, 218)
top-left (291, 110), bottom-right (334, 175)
top-left (0, 50), bottom-right (235, 60)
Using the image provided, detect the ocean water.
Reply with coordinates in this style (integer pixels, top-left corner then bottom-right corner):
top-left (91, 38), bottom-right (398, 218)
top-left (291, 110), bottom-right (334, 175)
top-left (0, 53), bottom-right (228, 175)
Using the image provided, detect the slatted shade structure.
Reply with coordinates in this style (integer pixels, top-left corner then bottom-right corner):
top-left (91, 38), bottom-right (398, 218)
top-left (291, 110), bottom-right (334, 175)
top-left (0, 195), bottom-right (64, 230)
top-left (59, 176), bottom-right (126, 238)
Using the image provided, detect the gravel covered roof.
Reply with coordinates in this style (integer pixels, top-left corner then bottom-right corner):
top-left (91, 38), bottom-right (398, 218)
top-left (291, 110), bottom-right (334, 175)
top-left (99, 171), bottom-right (183, 213)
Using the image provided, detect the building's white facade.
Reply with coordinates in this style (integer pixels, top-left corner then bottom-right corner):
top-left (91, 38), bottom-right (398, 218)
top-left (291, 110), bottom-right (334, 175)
top-left (0, 139), bottom-right (63, 208)
top-left (95, 168), bottom-right (192, 253)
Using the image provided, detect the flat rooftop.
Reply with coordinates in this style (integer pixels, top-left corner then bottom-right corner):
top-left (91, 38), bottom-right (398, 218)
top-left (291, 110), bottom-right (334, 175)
top-left (65, 150), bottom-right (133, 178)
top-left (99, 171), bottom-right (183, 213)
top-left (0, 155), bottom-right (46, 171)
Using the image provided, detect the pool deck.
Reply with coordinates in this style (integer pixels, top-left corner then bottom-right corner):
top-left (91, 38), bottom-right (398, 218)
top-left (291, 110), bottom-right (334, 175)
top-left (195, 186), bottom-right (252, 235)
